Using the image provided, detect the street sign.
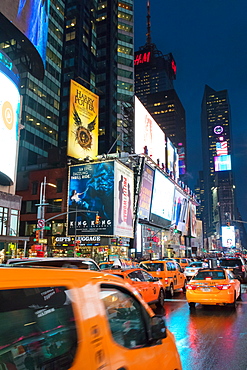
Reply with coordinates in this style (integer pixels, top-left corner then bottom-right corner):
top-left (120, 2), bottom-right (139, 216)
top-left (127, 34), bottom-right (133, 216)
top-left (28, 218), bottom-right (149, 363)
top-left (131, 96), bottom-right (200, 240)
top-left (37, 219), bottom-right (45, 228)
top-left (39, 239), bottom-right (48, 244)
top-left (44, 226), bottom-right (51, 230)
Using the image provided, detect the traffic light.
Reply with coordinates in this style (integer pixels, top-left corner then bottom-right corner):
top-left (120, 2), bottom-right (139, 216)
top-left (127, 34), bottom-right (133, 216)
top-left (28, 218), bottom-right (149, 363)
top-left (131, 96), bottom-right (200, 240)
top-left (34, 230), bottom-right (39, 242)
top-left (95, 214), bottom-right (100, 224)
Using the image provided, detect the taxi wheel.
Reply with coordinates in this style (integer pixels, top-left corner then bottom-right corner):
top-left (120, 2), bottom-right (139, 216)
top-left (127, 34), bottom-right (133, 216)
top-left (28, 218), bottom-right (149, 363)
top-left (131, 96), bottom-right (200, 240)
top-left (157, 289), bottom-right (165, 307)
top-left (228, 293), bottom-right (236, 309)
top-left (189, 302), bottom-right (196, 310)
top-left (168, 284), bottom-right (174, 298)
top-left (182, 281), bottom-right (186, 293)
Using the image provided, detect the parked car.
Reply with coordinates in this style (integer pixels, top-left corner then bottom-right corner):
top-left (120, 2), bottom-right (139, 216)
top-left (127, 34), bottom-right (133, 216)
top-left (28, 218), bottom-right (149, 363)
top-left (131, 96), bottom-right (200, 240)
top-left (102, 267), bottom-right (165, 307)
top-left (0, 266), bottom-right (182, 369)
top-left (186, 267), bottom-right (241, 310)
top-left (218, 257), bottom-right (247, 283)
top-left (184, 261), bottom-right (208, 281)
top-left (7, 257), bottom-right (100, 270)
top-left (139, 260), bottom-right (186, 297)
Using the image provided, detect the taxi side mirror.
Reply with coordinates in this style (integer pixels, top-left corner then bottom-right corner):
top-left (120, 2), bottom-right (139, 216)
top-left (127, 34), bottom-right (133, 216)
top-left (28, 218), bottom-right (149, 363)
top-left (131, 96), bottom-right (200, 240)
top-left (150, 316), bottom-right (167, 341)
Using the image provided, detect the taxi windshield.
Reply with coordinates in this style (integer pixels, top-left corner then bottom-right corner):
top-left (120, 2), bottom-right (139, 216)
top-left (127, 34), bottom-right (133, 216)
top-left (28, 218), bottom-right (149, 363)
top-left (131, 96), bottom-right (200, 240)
top-left (194, 270), bottom-right (226, 280)
top-left (141, 263), bottom-right (164, 272)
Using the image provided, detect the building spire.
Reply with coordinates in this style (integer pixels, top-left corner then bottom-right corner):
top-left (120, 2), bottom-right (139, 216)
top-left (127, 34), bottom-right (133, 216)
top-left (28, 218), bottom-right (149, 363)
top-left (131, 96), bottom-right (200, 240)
top-left (146, 1), bottom-right (151, 45)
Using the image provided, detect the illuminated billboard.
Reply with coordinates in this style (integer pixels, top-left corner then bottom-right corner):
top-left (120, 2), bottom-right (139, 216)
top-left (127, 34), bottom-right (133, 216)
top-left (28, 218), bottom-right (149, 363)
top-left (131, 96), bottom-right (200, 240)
top-left (67, 161), bottom-right (133, 237)
top-left (67, 162), bottom-right (114, 236)
top-left (166, 138), bottom-right (179, 181)
top-left (222, 226), bottom-right (235, 248)
top-left (135, 97), bottom-right (166, 166)
top-left (150, 170), bottom-right (175, 227)
top-left (137, 163), bottom-right (154, 220)
top-left (68, 80), bottom-right (99, 160)
top-left (0, 56), bottom-right (20, 185)
top-left (0, 0), bottom-right (50, 79)
top-left (216, 141), bottom-right (228, 156)
top-left (214, 155), bottom-right (231, 172)
top-left (190, 203), bottom-right (197, 237)
top-left (114, 161), bottom-right (134, 238)
top-left (171, 189), bottom-right (189, 233)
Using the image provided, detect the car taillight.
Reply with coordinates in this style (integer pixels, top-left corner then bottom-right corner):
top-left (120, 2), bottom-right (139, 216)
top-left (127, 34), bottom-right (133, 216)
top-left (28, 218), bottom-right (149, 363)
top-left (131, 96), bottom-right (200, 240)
top-left (215, 284), bottom-right (231, 290)
top-left (242, 266), bottom-right (245, 272)
top-left (164, 278), bottom-right (168, 284)
top-left (187, 285), bottom-right (197, 290)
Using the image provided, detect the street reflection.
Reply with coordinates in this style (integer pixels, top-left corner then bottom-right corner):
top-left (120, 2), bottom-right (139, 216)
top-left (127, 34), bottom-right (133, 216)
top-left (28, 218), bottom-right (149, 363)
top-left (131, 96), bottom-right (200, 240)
top-left (155, 288), bottom-right (247, 370)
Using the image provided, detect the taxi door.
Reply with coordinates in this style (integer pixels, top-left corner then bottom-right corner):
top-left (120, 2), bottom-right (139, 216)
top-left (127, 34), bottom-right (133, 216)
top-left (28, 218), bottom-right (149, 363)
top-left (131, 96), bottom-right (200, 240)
top-left (127, 270), bottom-right (149, 302)
top-left (175, 262), bottom-right (186, 289)
top-left (141, 270), bottom-right (159, 302)
top-left (99, 283), bottom-right (181, 370)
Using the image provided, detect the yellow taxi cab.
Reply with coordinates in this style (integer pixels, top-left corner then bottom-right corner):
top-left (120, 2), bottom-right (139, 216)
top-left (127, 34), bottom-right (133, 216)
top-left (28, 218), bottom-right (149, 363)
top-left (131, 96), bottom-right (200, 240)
top-left (102, 267), bottom-right (165, 307)
top-left (173, 258), bottom-right (191, 269)
top-left (186, 267), bottom-right (241, 310)
top-left (99, 258), bottom-right (138, 270)
top-left (0, 266), bottom-right (182, 370)
top-left (140, 260), bottom-right (186, 298)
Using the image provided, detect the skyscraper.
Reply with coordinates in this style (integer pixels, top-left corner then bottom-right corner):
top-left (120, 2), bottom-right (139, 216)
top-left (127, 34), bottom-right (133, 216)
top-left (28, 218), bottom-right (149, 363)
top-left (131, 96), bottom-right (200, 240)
top-left (134, 2), bottom-right (186, 174)
top-left (201, 85), bottom-right (237, 247)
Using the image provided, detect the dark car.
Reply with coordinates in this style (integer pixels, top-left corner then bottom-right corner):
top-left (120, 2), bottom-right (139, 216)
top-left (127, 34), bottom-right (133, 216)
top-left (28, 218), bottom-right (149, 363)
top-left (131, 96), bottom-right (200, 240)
top-left (218, 257), bottom-right (247, 283)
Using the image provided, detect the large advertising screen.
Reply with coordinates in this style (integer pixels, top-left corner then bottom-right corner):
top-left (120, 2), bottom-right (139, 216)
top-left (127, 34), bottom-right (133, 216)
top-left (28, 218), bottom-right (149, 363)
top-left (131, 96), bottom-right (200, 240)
top-left (0, 62), bottom-right (20, 185)
top-left (67, 162), bottom-right (114, 236)
top-left (135, 97), bottom-right (166, 166)
top-left (214, 155), bottom-right (231, 172)
top-left (190, 203), bottom-right (197, 237)
top-left (137, 163), bottom-right (154, 220)
top-left (114, 161), bottom-right (134, 238)
top-left (150, 170), bottom-right (175, 227)
top-left (0, 0), bottom-right (50, 78)
top-left (166, 138), bottom-right (179, 181)
top-left (222, 226), bottom-right (235, 248)
top-left (171, 189), bottom-right (189, 233)
top-left (68, 80), bottom-right (99, 160)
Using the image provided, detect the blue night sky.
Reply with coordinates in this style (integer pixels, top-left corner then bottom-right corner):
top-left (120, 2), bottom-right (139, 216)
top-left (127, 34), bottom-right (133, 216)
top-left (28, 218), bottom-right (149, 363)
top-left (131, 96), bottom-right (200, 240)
top-left (134, 0), bottom-right (247, 223)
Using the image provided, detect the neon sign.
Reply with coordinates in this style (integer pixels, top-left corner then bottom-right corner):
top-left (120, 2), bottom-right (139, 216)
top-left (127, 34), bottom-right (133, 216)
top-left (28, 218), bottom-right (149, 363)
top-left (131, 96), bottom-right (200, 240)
top-left (171, 59), bottom-right (177, 75)
top-left (134, 51), bottom-right (151, 66)
top-left (214, 126), bottom-right (223, 134)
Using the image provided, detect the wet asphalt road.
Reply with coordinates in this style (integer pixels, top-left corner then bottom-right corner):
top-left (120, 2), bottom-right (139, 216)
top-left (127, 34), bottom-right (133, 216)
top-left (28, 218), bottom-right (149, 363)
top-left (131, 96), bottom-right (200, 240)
top-left (153, 284), bottom-right (247, 370)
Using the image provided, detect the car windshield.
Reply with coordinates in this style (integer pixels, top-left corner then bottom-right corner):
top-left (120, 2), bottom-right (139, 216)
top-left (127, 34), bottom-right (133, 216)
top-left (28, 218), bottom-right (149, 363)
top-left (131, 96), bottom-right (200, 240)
top-left (193, 270), bottom-right (226, 280)
top-left (141, 263), bottom-right (164, 272)
top-left (100, 263), bottom-right (113, 270)
top-left (188, 262), bottom-right (203, 268)
top-left (219, 259), bottom-right (242, 267)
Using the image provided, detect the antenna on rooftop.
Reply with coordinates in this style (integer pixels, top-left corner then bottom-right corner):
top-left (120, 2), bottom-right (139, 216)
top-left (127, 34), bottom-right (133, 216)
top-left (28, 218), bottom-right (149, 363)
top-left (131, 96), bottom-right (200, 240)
top-left (146, 1), bottom-right (151, 46)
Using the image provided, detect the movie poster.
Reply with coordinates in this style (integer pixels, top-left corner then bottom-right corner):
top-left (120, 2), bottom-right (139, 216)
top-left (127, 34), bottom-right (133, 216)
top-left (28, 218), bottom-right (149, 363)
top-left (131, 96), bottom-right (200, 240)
top-left (67, 162), bottom-right (114, 235)
top-left (67, 80), bottom-right (99, 160)
top-left (114, 161), bottom-right (134, 238)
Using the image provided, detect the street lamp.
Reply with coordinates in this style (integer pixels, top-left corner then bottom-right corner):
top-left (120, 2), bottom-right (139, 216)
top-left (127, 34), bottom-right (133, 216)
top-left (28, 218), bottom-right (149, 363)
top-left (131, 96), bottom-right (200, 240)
top-left (36, 176), bottom-right (56, 256)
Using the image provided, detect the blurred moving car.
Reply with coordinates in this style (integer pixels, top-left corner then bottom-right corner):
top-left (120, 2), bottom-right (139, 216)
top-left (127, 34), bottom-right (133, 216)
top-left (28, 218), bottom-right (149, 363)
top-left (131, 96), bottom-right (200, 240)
top-left (99, 258), bottom-right (138, 270)
top-left (186, 267), bottom-right (241, 310)
top-left (173, 258), bottom-right (191, 269)
top-left (140, 260), bottom-right (186, 298)
top-left (103, 267), bottom-right (165, 307)
top-left (0, 267), bottom-right (182, 370)
top-left (7, 257), bottom-right (100, 270)
top-left (184, 261), bottom-right (208, 281)
top-left (218, 257), bottom-right (247, 283)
